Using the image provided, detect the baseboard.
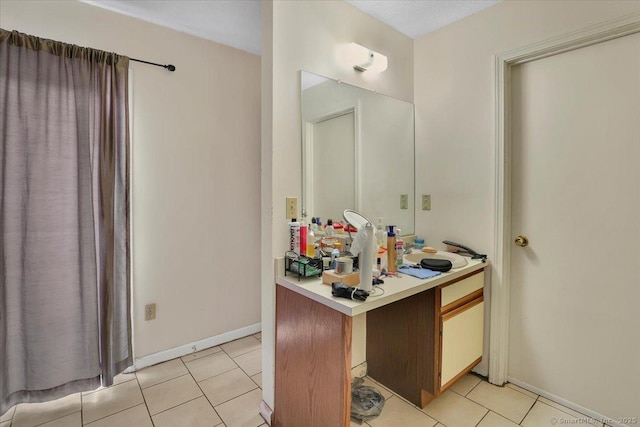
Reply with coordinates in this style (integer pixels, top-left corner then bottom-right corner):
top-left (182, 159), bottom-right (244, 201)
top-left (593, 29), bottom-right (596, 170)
top-left (259, 400), bottom-right (274, 426)
top-left (126, 322), bottom-right (261, 372)
top-left (507, 376), bottom-right (628, 427)
top-left (351, 361), bottom-right (368, 379)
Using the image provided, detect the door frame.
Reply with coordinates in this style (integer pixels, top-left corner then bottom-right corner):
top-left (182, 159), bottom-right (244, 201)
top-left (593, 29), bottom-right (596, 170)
top-left (490, 11), bottom-right (640, 386)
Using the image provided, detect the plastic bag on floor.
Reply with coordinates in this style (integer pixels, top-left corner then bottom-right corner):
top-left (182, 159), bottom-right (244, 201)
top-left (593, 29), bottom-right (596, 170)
top-left (351, 377), bottom-right (385, 423)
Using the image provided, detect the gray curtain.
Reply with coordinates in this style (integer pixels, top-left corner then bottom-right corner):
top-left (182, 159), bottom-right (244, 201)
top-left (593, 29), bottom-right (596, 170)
top-left (0, 29), bottom-right (131, 414)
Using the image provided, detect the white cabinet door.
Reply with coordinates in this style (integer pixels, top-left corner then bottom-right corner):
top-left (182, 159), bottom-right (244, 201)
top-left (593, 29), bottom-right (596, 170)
top-left (441, 298), bottom-right (484, 388)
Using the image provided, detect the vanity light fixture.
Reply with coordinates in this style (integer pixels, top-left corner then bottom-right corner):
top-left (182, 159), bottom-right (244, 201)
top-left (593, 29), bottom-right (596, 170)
top-left (346, 42), bottom-right (387, 73)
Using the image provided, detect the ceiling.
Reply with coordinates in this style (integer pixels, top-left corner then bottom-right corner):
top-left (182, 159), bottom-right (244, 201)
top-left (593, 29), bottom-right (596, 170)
top-left (82, 0), bottom-right (499, 56)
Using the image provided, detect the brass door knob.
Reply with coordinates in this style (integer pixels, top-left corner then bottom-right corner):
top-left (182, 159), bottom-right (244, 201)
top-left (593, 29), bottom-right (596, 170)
top-left (515, 235), bottom-right (529, 247)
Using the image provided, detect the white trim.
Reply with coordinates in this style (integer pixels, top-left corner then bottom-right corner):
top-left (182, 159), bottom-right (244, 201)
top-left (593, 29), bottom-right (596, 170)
top-left (125, 323), bottom-right (261, 372)
top-left (507, 377), bottom-right (629, 427)
top-left (491, 10), bottom-right (640, 386)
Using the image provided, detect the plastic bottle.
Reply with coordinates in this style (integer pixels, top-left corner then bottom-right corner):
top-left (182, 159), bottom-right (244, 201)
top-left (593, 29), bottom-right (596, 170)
top-left (310, 217), bottom-right (318, 233)
top-left (300, 224), bottom-right (308, 256)
top-left (331, 247), bottom-right (340, 269)
top-left (395, 228), bottom-right (404, 268)
top-left (387, 225), bottom-right (397, 273)
top-left (376, 218), bottom-right (385, 246)
top-left (306, 227), bottom-right (316, 258)
top-left (289, 220), bottom-right (301, 255)
top-left (325, 219), bottom-right (335, 236)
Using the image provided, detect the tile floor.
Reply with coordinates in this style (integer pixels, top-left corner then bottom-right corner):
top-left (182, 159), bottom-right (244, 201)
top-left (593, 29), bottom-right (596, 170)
top-left (1, 332), bottom-right (613, 427)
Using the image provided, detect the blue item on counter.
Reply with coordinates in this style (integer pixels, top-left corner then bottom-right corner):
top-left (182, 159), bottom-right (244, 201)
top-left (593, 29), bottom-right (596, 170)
top-left (399, 264), bottom-right (441, 279)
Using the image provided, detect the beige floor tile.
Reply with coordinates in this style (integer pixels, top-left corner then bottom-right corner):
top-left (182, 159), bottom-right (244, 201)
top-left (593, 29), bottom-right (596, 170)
top-left (82, 378), bottom-right (144, 424)
top-left (449, 374), bottom-right (482, 397)
top-left (12, 393), bottom-right (81, 427)
top-left (84, 404), bottom-right (152, 427)
top-left (83, 372), bottom-right (137, 396)
top-left (1, 406), bottom-right (15, 422)
top-left (477, 411), bottom-right (520, 427)
top-left (38, 412), bottom-right (81, 427)
top-left (221, 337), bottom-right (262, 358)
top-left (214, 389), bottom-right (264, 427)
top-left (537, 397), bottom-right (602, 426)
top-left (152, 396), bottom-right (222, 427)
top-left (136, 359), bottom-right (189, 389)
top-left (522, 401), bottom-right (597, 427)
top-left (467, 381), bottom-right (536, 424)
top-left (186, 351), bottom-right (238, 382)
top-left (142, 374), bottom-right (203, 415)
top-left (199, 368), bottom-right (258, 407)
top-left (251, 373), bottom-right (262, 388)
top-left (233, 349), bottom-right (262, 376)
top-left (181, 346), bottom-right (223, 363)
top-left (368, 396), bottom-right (437, 427)
top-left (506, 382), bottom-right (538, 400)
top-left (422, 390), bottom-right (488, 427)
top-left (360, 378), bottom-right (394, 400)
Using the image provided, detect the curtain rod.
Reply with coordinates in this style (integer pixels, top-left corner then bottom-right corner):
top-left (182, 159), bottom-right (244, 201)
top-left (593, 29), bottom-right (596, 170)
top-left (130, 58), bottom-right (176, 72)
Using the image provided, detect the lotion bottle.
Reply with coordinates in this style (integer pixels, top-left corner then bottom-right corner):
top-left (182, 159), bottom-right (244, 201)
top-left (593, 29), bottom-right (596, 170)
top-left (306, 227), bottom-right (316, 258)
top-left (289, 220), bottom-right (301, 255)
top-left (300, 224), bottom-right (308, 256)
top-left (387, 225), bottom-right (397, 273)
top-left (395, 228), bottom-right (404, 268)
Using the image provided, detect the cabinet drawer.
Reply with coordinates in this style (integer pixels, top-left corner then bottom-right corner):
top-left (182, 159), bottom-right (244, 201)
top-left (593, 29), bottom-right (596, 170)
top-left (440, 297), bottom-right (484, 388)
top-left (440, 271), bottom-right (483, 310)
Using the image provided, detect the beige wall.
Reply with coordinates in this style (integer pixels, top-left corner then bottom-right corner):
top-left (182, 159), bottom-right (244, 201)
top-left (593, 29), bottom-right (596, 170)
top-left (1, 0), bottom-right (261, 358)
top-left (261, 0), bottom-right (414, 408)
top-left (414, 0), bottom-right (639, 414)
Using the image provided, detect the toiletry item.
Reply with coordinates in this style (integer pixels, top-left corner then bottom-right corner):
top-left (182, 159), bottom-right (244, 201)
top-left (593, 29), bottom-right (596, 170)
top-left (422, 247), bottom-right (438, 254)
top-left (325, 219), bottom-right (335, 236)
top-left (335, 257), bottom-right (353, 274)
top-left (395, 229), bottom-right (404, 268)
top-left (300, 224), bottom-right (308, 256)
top-left (310, 217), bottom-right (318, 232)
top-left (315, 217), bottom-right (323, 230)
top-left (289, 220), bottom-right (301, 255)
top-left (334, 222), bottom-right (345, 234)
top-left (376, 218), bottom-right (385, 246)
top-left (322, 257), bottom-right (331, 270)
top-left (414, 238), bottom-right (425, 250)
top-left (387, 225), bottom-right (397, 273)
top-left (331, 247), bottom-right (340, 269)
top-left (306, 227), bottom-right (316, 258)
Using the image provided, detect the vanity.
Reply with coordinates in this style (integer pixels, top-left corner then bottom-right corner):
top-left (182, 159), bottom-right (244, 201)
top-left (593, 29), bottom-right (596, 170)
top-left (274, 258), bottom-right (487, 426)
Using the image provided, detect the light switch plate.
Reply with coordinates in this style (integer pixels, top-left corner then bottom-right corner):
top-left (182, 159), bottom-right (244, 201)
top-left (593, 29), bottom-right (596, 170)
top-left (145, 303), bottom-right (156, 321)
top-left (400, 194), bottom-right (408, 210)
top-left (422, 194), bottom-right (431, 211)
top-left (286, 197), bottom-right (298, 219)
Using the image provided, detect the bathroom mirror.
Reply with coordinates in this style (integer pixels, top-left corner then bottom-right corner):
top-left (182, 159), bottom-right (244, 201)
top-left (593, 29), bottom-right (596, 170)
top-left (300, 71), bottom-right (415, 234)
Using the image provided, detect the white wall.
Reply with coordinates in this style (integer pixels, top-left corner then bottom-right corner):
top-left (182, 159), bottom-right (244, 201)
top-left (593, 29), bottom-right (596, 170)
top-left (414, 0), bottom-right (640, 410)
top-left (261, 0), bottom-right (414, 409)
top-left (1, 0), bottom-right (261, 359)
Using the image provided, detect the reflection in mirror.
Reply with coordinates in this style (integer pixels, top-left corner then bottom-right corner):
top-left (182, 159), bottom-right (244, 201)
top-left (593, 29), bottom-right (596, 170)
top-left (301, 71), bottom-right (415, 234)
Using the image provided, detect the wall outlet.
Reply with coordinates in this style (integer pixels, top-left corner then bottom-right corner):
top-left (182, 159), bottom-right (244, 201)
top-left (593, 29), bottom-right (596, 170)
top-left (286, 197), bottom-right (298, 219)
top-left (422, 194), bottom-right (431, 211)
top-left (400, 194), bottom-right (408, 210)
top-left (145, 303), bottom-right (156, 321)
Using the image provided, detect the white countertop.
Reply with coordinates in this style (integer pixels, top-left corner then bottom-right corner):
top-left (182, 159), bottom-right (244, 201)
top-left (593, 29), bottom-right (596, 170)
top-left (276, 258), bottom-right (487, 317)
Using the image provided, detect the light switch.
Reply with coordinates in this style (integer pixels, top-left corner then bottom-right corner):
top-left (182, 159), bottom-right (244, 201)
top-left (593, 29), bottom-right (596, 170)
top-left (400, 194), bottom-right (409, 210)
top-left (422, 194), bottom-right (431, 211)
top-left (286, 197), bottom-right (298, 219)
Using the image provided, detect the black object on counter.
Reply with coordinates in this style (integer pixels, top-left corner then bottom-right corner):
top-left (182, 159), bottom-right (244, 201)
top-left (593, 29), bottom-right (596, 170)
top-left (332, 282), bottom-right (369, 301)
top-left (419, 258), bottom-right (453, 272)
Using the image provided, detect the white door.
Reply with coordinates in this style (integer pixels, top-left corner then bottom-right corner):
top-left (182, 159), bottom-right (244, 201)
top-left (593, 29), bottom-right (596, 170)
top-left (509, 32), bottom-right (640, 419)
top-left (312, 112), bottom-right (355, 221)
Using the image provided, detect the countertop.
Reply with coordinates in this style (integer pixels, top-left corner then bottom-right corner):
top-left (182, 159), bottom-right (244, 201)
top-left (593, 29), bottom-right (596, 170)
top-left (276, 257), bottom-right (487, 317)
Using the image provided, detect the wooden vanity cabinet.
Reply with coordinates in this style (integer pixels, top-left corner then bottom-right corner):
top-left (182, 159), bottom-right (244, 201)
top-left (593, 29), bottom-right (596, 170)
top-left (367, 269), bottom-right (485, 408)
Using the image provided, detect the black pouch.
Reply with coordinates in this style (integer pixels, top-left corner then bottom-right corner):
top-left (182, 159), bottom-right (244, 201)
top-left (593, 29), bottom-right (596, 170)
top-left (420, 258), bottom-right (452, 272)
